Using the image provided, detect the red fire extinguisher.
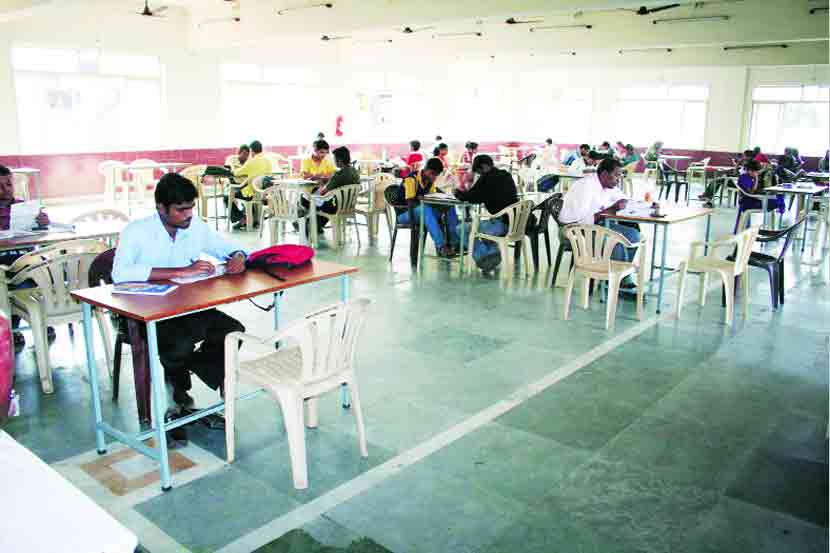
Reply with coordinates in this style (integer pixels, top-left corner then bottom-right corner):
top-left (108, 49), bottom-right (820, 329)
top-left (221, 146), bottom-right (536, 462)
top-left (335, 115), bottom-right (344, 137)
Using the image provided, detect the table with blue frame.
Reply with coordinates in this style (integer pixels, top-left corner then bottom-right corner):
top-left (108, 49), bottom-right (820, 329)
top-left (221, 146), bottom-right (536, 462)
top-left (71, 260), bottom-right (358, 491)
top-left (601, 206), bottom-right (713, 314)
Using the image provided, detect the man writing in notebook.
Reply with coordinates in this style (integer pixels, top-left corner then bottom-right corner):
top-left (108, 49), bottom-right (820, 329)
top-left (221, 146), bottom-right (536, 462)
top-left (113, 173), bottom-right (246, 408)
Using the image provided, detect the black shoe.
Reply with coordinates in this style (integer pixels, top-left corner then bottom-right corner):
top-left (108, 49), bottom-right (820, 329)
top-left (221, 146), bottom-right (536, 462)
top-left (173, 388), bottom-right (195, 408)
top-left (164, 409), bottom-right (189, 448)
top-left (620, 278), bottom-right (637, 290)
top-left (46, 327), bottom-right (56, 342)
top-left (476, 253), bottom-right (501, 272)
top-left (13, 331), bottom-right (24, 352)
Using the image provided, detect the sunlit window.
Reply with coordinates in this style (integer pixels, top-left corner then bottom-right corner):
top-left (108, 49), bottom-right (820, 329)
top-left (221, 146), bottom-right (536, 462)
top-left (749, 86), bottom-right (830, 156)
top-left (614, 85), bottom-right (708, 149)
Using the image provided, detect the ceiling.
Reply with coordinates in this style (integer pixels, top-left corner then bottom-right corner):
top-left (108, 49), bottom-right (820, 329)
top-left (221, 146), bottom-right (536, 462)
top-left (1, 0), bottom-right (828, 66)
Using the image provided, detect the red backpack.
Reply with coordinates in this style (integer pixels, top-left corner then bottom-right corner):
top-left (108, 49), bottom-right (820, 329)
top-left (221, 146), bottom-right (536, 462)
top-left (246, 244), bottom-right (314, 280)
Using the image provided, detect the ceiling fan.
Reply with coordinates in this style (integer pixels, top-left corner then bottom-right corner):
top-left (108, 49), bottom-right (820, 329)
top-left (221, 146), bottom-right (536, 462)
top-left (401, 25), bottom-right (435, 34)
top-left (137, 0), bottom-right (168, 17)
top-left (632, 3), bottom-right (681, 15)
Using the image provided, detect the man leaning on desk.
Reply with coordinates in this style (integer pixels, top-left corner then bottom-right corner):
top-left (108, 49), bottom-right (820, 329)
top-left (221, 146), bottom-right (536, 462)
top-left (112, 172), bottom-right (247, 408)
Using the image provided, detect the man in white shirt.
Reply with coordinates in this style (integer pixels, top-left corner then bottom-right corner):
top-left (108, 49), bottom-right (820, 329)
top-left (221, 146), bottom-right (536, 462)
top-left (559, 158), bottom-right (641, 285)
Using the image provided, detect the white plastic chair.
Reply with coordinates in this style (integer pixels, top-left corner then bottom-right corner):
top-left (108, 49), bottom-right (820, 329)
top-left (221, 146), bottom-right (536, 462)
top-left (0, 240), bottom-right (110, 393)
top-left (224, 299), bottom-right (372, 489)
top-left (317, 184), bottom-right (362, 247)
top-left (71, 209), bottom-right (129, 225)
top-left (465, 200), bottom-right (534, 275)
top-left (179, 164), bottom-right (207, 213)
top-left (13, 173), bottom-right (30, 201)
top-left (261, 186), bottom-right (311, 245)
top-left (356, 173), bottom-right (394, 241)
top-left (98, 160), bottom-right (127, 205)
top-left (127, 158), bottom-right (163, 210)
top-left (621, 161), bottom-right (639, 197)
top-left (686, 157), bottom-right (710, 195)
top-left (562, 224), bottom-right (647, 330)
top-left (676, 225), bottom-right (760, 325)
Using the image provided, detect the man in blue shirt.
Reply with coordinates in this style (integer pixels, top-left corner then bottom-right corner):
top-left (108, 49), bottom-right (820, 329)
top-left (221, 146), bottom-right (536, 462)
top-left (113, 173), bottom-right (247, 407)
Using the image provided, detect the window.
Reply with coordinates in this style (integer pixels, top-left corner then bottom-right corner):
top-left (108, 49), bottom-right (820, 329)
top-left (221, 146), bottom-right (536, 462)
top-left (615, 85), bottom-right (708, 149)
top-left (523, 87), bottom-right (593, 143)
top-left (749, 86), bottom-right (830, 156)
top-left (220, 63), bottom-right (323, 146)
top-left (12, 47), bottom-right (162, 154)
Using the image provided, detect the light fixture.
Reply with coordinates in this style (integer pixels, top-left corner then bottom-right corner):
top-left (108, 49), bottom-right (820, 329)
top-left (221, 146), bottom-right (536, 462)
top-left (560, 51), bottom-right (577, 56)
top-left (401, 25), bottom-right (435, 34)
top-left (530, 24), bottom-right (592, 32)
top-left (653, 15), bottom-right (730, 24)
top-left (505, 16), bottom-right (544, 25)
top-left (809, 6), bottom-right (829, 13)
top-left (320, 34), bottom-right (350, 41)
top-left (432, 31), bottom-right (483, 39)
top-left (355, 38), bottom-right (393, 44)
top-left (618, 47), bottom-right (673, 54)
top-left (277, 2), bottom-right (333, 16)
top-left (723, 43), bottom-right (788, 51)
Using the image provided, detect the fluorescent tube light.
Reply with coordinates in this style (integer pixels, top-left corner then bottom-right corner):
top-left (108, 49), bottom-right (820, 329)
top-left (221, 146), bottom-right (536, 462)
top-left (433, 31), bottom-right (483, 39)
top-left (277, 2), bottom-right (333, 16)
top-left (653, 15), bottom-right (730, 24)
top-left (506, 16), bottom-right (545, 25)
top-left (321, 34), bottom-right (350, 41)
top-left (723, 43), bottom-right (788, 51)
top-left (618, 47), bottom-right (673, 54)
top-left (809, 6), bottom-right (828, 13)
top-left (530, 24), bottom-right (592, 32)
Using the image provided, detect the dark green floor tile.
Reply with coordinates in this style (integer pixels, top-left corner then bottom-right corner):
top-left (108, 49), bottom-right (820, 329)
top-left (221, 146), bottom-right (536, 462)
top-left (761, 410), bottom-right (829, 464)
top-left (680, 497), bottom-right (829, 553)
top-left (421, 422), bottom-right (593, 505)
top-left (726, 449), bottom-right (829, 527)
top-left (135, 466), bottom-right (300, 552)
top-left (400, 325), bottom-right (510, 364)
top-left (327, 461), bottom-right (527, 553)
top-left (543, 457), bottom-right (720, 553)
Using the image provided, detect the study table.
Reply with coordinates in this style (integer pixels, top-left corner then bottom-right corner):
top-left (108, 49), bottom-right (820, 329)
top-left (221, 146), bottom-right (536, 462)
top-left (763, 183), bottom-right (828, 253)
top-left (601, 205), bottom-right (713, 314)
top-left (659, 155), bottom-right (692, 171)
top-left (0, 220), bottom-right (126, 253)
top-left (72, 259), bottom-right (358, 490)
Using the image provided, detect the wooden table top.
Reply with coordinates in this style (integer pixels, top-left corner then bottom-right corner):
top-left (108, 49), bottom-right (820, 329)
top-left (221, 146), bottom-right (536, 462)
top-left (0, 221), bottom-right (125, 251)
top-left (766, 184), bottom-right (828, 195)
top-left (71, 259), bottom-right (358, 322)
top-left (602, 206), bottom-right (713, 225)
top-left (805, 172), bottom-right (830, 179)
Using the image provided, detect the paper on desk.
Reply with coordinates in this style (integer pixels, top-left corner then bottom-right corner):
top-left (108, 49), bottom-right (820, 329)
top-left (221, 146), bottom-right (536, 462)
top-left (10, 201), bottom-right (41, 231)
top-left (169, 263), bottom-right (226, 284)
top-left (424, 192), bottom-right (456, 200)
top-left (617, 201), bottom-right (653, 218)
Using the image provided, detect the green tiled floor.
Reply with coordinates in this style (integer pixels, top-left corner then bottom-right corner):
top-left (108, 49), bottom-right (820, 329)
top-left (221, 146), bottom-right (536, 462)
top-left (4, 202), bottom-right (829, 552)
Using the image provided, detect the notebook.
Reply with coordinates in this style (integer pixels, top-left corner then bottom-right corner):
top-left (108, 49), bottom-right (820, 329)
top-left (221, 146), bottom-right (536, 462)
top-left (112, 283), bottom-right (178, 296)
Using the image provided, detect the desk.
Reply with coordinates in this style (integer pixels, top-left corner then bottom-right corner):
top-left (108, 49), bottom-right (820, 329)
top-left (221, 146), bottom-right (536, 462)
top-left (805, 171), bottom-right (830, 181)
top-left (0, 431), bottom-right (138, 553)
top-left (418, 195), bottom-right (474, 274)
top-left (72, 260), bottom-right (358, 490)
top-left (603, 206), bottom-right (713, 314)
top-left (0, 221), bottom-right (125, 253)
top-left (764, 184), bottom-right (827, 253)
top-left (11, 167), bottom-right (41, 199)
top-left (659, 155), bottom-right (692, 172)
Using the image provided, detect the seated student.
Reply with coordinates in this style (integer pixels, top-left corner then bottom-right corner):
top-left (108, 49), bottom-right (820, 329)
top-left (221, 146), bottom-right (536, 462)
top-left (559, 158), bottom-right (640, 288)
top-left (405, 140), bottom-right (425, 172)
top-left (734, 159), bottom-right (784, 231)
top-left (308, 146), bottom-right (360, 232)
top-left (820, 149), bottom-right (830, 173)
top-left (231, 139), bottom-right (272, 227)
top-left (430, 135), bottom-right (444, 156)
top-left (302, 139), bottom-right (337, 183)
top-left (614, 141), bottom-right (627, 159)
top-left (0, 165), bottom-right (51, 349)
top-left (459, 141), bottom-right (479, 166)
top-left (621, 144), bottom-right (640, 167)
top-left (778, 147), bottom-right (805, 181)
top-left (569, 149), bottom-right (602, 173)
top-left (644, 141), bottom-right (664, 162)
top-left (454, 155), bottom-right (519, 272)
top-left (731, 149), bottom-right (754, 168)
top-left (538, 138), bottom-right (559, 169)
top-left (596, 141), bottom-right (613, 156)
top-left (433, 142), bottom-right (450, 169)
top-left (112, 173), bottom-right (247, 408)
top-left (398, 157), bottom-right (460, 257)
top-left (752, 146), bottom-right (770, 165)
top-left (229, 144), bottom-right (249, 170)
top-left (564, 144), bottom-right (590, 166)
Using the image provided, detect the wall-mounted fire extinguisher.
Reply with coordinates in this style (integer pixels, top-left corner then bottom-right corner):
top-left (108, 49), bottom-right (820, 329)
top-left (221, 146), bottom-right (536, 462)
top-left (335, 114), bottom-right (344, 137)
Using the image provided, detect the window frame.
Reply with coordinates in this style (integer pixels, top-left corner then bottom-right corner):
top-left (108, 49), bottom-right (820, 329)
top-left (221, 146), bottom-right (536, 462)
top-left (748, 85), bottom-right (830, 156)
top-left (614, 84), bottom-right (709, 149)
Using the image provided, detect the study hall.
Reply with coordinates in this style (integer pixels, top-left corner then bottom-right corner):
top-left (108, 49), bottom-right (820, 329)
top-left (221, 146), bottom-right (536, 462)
top-left (0, 1), bottom-right (828, 552)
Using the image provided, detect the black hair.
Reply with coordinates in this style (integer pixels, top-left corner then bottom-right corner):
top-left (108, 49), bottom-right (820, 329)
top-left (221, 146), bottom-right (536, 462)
top-left (0, 165), bottom-right (10, 177)
top-left (316, 132), bottom-right (325, 139)
top-left (465, 141), bottom-right (478, 150)
top-left (745, 159), bottom-right (762, 172)
top-left (545, 138), bottom-right (553, 145)
top-left (579, 143), bottom-right (591, 151)
top-left (313, 139), bottom-right (330, 151)
top-left (249, 140), bottom-right (263, 153)
top-left (433, 146), bottom-right (440, 156)
top-left (155, 172), bottom-right (198, 207)
top-left (625, 144), bottom-right (634, 151)
top-left (332, 146), bottom-right (350, 165)
top-left (238, 144), bottom-right (250, 153)
top-left (425, 157), bottom-right (444, 174)
top-left (743, 149), bottom-right (754, 157)
top-left (410, 140), bottom-right (421, 151)
top-left (438, 142), bottom-right (448, 151)
top-left (472, 154), bottom-right (493, 173)
top-left (601, 141), bottom-right (611, 148)
top-left (753, 146), bottom-right (761, 154)
top-left (435, 135), bottom-right (442, 141)
top-left (597, 157), bottom-right (622, 176)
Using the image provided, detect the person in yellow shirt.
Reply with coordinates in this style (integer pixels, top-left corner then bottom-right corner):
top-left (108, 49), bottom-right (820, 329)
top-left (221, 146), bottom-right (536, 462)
top-left (230, 140), bottom-right (272, 227)
top-left (301, 140), bottom-right (336, 182)
top-left (398, 158), bottom-right (460, 257)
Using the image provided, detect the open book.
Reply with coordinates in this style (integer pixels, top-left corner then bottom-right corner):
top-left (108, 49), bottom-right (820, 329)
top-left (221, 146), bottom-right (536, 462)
top-left (112, 283), bottom-right (178, 296)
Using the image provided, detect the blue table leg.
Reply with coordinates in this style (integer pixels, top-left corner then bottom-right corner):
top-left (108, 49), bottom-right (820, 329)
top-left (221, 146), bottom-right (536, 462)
top-left (703, 213), bottom-right (712, 256)
top-left (459, 205), bottom-right (466, 275)
top-left (82, 303), bottom-right (107, 455)
top-left (340, 274), bottom-right (351, 409)
top-left (146, 321), bottom-right (172, 491)
top-left (273, 291), bottom-right (281, 330)
top-left (656, 226), bottom-right (669, 314)
top-left (649, 222), bottom-right (658, 285)
top-left (418, 205), bottom-right (425, 272)
top-left (801, 194), bottom-right (812, 253)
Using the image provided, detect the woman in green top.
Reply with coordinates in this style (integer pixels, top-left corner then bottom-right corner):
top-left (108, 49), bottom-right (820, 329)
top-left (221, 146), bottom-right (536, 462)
top-left (644, 141), bottom-right (663, 162)
top-left (621, 144), bottom-right (641, 166)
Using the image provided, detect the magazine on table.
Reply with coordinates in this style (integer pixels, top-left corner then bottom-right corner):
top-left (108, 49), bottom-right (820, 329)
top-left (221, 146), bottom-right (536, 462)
top-left (112, 282), bottom-right (178, 296)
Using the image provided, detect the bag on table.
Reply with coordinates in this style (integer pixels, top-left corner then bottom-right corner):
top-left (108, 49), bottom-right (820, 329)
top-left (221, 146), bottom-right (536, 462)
top-left (246, 244), bottom-right (314, 280)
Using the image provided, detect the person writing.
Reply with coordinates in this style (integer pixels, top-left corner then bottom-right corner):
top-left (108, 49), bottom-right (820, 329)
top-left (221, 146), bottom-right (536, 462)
top-left (564, 144), bottom-right (590, 166)
top-left (559, 158), bottom-right (641, 289)
top-left (113, 173), bottom-right (247, 407)
top-left (398, 157), bottom-right (460, 257)
top-left (301, 139), bottom-right (336, 183)
top-left (453, 155), bottom-right (519, 272)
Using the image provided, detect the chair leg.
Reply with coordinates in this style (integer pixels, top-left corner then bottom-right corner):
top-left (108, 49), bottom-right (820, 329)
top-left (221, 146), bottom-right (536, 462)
top-left (581, 275), bottom-right (591, 309)
top-left (523, 239), bottom-right (532, 275)
top-left (563, 268), bottom-right (576, 320)
top-left (722, 272), bottom-right (735, 325)
top-left (389, 226), bottom-right (398, 262)
top-left (305, 398), bottom-right (319, 428)
top-left (766, 267), bottom-right (778, 310)
top-left (676, 261), bottom-right (688, 318)
top-left (543, 229), bottom-right (552, 266)
top-left (498, 243), bottom-right (509, 278)
top-left (224, 368), bottom-right (237, 463)
top-left (29, 311), bottom-right (53, 394)
top-left (698, 272), bottom-right (709, 307)
top-left (528, 234), bottom-right (540, 271)
top-left (741, 271), bottom-right (750, 319)
top-left (278, 392), bottom-right (309, 490)
top-left (245, 203), bottom-right (254, 232)
top-left (778, 261), bottom-right (785, 305)
top-left (112, 336), bottom-right (123, 401)
top-left (94, 309), bottom-right (115, 383)
top-left (606, 276), bottom-right (621, 330)
top-left (348, 377), bottom-right (368, 458)
top-left (551, 244), bottom-right (566, 288)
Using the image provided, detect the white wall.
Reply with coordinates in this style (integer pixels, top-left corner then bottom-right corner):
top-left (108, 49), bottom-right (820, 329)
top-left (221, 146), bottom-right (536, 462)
top-left (0, 14), bottom-right (827, 155)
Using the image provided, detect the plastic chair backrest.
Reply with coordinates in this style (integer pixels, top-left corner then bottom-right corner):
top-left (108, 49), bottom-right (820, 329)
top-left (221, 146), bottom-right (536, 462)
top-left (497, 200), bottom-right (534, 242)
top-left (731, 226), bottom-right (760, 275)
top-left (757, 217), bottom-right (806, 263)
top-left (129, 159), bottom-right (158, 182)
top-left (565, 224), bottom-right (634, 269)
top-left (548, 192), bottom-right (565, 226)
top-left (321, 184), bottom-right (361, 215)
top-left (13, 174), bottom-right (30, 201)
top-left (283, 299), bottom-right (371, 384)
top-left (9, 247), bottom-right (107, 317)
top-left (266, 186), bottom-right (306, 219)
top-left (97, 160), bottom-right (123, 175)
top-left (180, 164), bottom-right (207, 187)
top-left (71, 209), bottom-right (128, 225)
